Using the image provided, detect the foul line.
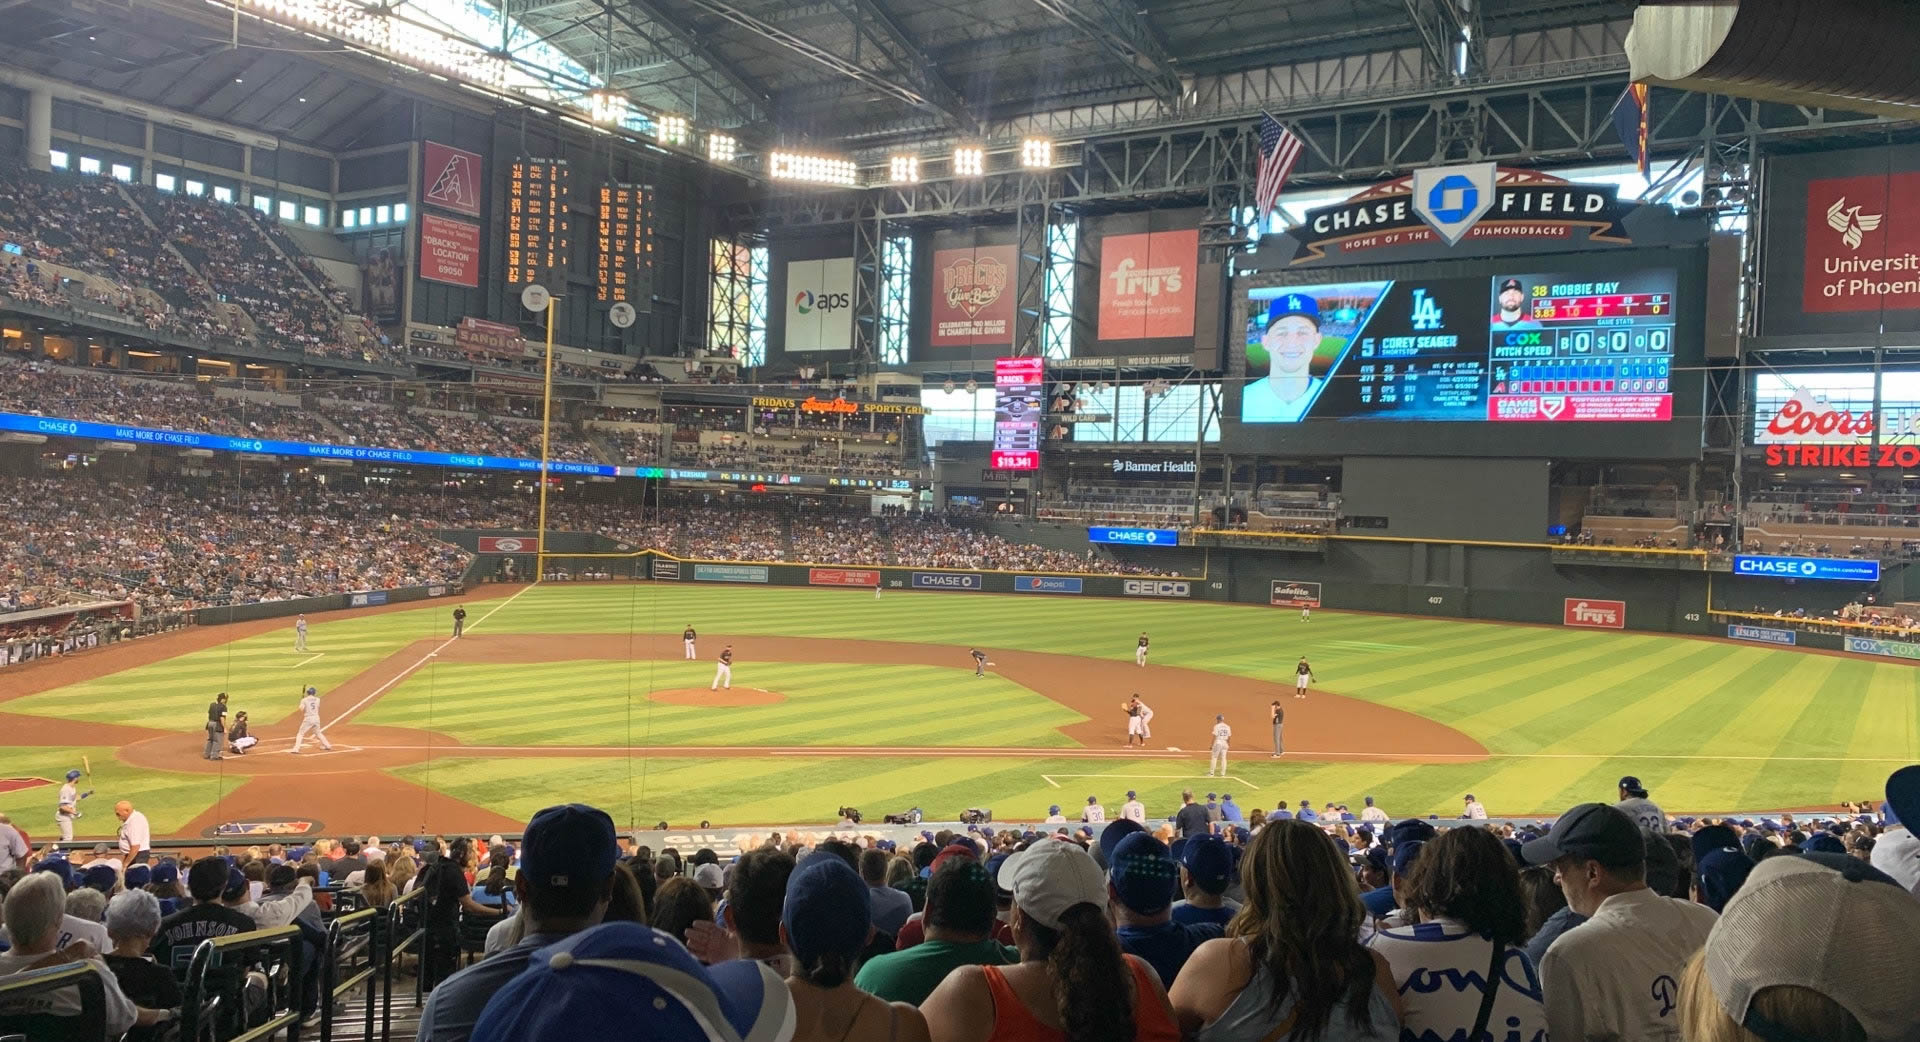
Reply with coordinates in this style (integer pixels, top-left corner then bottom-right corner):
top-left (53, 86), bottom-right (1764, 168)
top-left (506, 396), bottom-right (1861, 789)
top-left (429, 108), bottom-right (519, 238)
top-left (290, 653), bottom-right (326, 669)
top-left (1043, 772), bottom-right (1261, 790)
top-left (324, 584), bottom-right (536, 730)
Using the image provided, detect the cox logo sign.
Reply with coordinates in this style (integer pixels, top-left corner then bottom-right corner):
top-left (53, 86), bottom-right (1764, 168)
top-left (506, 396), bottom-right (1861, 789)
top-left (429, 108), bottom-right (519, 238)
top-left (794, 290), bottom-right (851, 314)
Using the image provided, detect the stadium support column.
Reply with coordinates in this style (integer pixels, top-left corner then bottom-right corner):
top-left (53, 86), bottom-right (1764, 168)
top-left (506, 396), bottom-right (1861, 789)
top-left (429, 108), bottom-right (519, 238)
top-left (24, 88), bottom-right (50, 172)
top-left (852, 191), bottom-right (882, 373)
top-left (1013, 171), bottom-right (1051, 359)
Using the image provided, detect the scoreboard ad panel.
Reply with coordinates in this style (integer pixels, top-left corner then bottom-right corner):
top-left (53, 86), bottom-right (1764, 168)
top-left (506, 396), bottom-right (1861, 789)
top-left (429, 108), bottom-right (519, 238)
top-left (1228, 250), bottom-right (1701, 458)
top-left (992, 356), bottom-right (1044, 470)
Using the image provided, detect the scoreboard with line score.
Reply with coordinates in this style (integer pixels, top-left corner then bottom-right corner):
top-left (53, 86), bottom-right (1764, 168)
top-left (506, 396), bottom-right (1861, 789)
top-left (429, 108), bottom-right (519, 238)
top-left (505, 159), bottom-right (570, 287)
top-left (596, 184), bottom-right (653, 308)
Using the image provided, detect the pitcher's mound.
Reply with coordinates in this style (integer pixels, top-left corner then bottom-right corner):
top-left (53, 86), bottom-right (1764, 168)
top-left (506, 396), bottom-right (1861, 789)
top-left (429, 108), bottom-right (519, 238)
top-left (650, 687), bottom-right (786, 707)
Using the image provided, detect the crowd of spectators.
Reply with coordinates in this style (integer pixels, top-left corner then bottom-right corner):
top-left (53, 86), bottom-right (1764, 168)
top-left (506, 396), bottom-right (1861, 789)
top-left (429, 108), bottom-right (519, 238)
top-left (672, 441), bottom-right (914, 477)
top-left (0, 476), bottom-right (471, 614)
top-left (6, 768), bottom-right (1914, 1042)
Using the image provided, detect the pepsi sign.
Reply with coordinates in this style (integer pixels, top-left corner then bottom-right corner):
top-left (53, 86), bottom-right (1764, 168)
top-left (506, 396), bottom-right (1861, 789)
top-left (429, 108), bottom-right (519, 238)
top-left (1731, 555), bottom-right (1881, 582)
top-left (1088, 527), bottom-right (1180, 547)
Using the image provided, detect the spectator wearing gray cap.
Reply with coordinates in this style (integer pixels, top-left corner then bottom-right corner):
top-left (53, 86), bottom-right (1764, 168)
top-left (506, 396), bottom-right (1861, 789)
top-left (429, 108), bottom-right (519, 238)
top-left (1616, 775), bottom-right (1667, 832)
top-left (1678, 851), bottom-right (1920, 1042)
top-left (418, 804), bottom-right (622, 1042)
top-left (1523, 803), bottom-right (1717, 1042)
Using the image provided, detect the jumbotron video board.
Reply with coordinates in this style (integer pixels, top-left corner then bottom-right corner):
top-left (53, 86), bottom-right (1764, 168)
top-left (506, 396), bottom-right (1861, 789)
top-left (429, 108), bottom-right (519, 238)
top-left (1228, 249), bottom-right (1706, 458)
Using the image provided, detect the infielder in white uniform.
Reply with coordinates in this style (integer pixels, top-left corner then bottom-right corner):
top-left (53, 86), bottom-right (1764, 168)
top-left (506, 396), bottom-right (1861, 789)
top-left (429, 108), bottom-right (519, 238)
top-left (712, 645), bottom-right (733, 690)
top-left (293, 685), bottom-right (333, 753)
top-left (294, 614), bottom-right (308, 652)
top-left (57, 769), bottom-right (92, 841)
top-left (682, 624), bottom-right (697, 660)
top-left (1123, 695), bottom-right (1155, 747)
top-left (1208, 714), bottom-right (1232, 777)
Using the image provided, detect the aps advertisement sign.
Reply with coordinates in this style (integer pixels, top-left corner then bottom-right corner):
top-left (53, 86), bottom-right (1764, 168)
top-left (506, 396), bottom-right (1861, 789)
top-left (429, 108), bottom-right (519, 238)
top-left (783, 258), bottom-right (854, 352)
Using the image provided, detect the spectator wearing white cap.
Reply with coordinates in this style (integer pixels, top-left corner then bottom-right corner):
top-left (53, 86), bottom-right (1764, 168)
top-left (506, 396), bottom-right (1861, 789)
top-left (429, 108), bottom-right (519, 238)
top-left (1522, 803), bottom-right (1717, 1041)
top-left (1678, 851), bottom-right (1920, 1042)
top-left (921, 838), bottom-right (1181, 1042)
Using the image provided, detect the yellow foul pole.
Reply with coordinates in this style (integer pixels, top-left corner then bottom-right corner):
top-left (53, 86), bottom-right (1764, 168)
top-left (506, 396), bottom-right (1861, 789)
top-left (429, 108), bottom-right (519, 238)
top-left (535, 299), bottom-right (557, 578)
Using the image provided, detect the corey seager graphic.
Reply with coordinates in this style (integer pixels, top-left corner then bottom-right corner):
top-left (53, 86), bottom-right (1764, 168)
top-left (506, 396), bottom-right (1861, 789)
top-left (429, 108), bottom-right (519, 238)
top-left (292, 685), bottom-right (333, 753)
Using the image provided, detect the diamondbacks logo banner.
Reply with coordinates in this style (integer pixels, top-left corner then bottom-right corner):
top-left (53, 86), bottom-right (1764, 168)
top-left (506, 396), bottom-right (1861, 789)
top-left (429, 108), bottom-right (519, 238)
top-left (423, 141), bottom-right (484, 217)
top-left (930, 246), bottom-right (1015, 346)
top-left (1281, 166), bottom-right (1632, 264)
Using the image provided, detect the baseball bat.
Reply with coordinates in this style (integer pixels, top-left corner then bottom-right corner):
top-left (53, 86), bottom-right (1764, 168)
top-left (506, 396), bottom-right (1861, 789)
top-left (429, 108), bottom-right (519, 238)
top-left (82, 755), bottom-right (91, 779)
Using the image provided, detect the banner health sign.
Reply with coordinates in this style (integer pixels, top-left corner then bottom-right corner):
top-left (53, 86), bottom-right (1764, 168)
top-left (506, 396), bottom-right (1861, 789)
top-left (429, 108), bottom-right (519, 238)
top-left (1731, 555), bottom-right (1881, 582)
top-left (1846, 636), bottom-right (1920, 660)
top-left (913, 572), bottom-right (983, 590)
top-left (1728, 624), bottom-right (1798, 646)
top-left (1015, 575), bottom-right (1084, 594)
top-left (1088, 527), bottom-right (1181, 546)
top-left (693, 564), bottom-right (770, 583)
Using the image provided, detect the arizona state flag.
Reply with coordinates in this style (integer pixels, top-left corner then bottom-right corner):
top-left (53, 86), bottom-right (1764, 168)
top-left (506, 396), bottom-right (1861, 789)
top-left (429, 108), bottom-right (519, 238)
top-left (1611, 83), bottom-right (1650, 178)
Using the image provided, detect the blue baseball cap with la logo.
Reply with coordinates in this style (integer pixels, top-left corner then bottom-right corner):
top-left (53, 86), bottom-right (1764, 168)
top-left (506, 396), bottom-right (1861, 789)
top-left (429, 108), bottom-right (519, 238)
top-left (1266, 293), bottom-right (1321, 326)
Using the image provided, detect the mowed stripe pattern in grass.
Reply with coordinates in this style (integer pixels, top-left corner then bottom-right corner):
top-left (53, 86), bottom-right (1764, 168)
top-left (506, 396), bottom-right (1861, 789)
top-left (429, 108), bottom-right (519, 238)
top-left (357, 661), bottom-right (1085, 748)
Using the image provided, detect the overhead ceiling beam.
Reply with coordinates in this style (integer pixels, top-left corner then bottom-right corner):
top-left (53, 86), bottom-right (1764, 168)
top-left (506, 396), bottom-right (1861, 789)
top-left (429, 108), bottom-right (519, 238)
top-left (676, 0), bottom-right (977, 133)
top-left (588, 0), bottom-right (771, 126)
top-left (1027, 0), bottom-right (1183, 105)
top-left (827, 0), bottom-right (978, 135)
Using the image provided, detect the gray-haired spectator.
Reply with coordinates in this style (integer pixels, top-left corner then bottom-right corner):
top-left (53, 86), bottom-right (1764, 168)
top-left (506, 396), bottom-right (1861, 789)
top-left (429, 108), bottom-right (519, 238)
top-left (63, 886), bottom-right (107, 924)
top-left (104, 889), bottom-right (182, 1042)
top-left (1524, 803), bottom-right (1717, 1041)
top-left (0, 872), bottom-right (144, 1036)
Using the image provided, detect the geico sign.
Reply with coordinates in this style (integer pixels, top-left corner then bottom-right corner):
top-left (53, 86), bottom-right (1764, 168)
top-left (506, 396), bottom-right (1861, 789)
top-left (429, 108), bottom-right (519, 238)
top-left (794, 290), bottom-right (851, 314)
top-left (1123, 580), bottom-right (1191, 598)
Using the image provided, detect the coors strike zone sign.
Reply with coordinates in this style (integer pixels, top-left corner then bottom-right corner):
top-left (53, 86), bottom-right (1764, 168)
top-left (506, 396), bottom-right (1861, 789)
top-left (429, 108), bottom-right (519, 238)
top-left (931, 246), bottom-right (1016, 346)
top-left (1283, 165), bottom-right (1634, 265)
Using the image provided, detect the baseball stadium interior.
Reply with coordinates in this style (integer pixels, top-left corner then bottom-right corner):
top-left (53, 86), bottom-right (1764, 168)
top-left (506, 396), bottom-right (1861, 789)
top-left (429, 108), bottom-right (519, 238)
top-left (2, 0), bottom-right (1920, 1039)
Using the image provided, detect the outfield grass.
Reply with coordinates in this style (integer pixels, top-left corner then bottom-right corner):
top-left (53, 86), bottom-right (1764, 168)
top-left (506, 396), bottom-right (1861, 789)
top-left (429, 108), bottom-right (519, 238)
top-left (8, 581), bottom-right (1919, 829)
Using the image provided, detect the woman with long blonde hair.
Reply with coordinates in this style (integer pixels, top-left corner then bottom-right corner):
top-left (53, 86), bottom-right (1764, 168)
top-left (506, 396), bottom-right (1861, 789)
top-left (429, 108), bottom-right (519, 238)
top-left (1170, 819), bottom-right (1401, 1041)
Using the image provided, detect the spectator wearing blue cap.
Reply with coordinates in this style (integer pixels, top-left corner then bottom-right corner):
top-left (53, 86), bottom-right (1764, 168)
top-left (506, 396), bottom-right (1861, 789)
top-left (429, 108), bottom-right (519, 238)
top-left (470, 920), bottom-right (795, 1042)
top-left (783, 855), bottom-right (932, 1042)
top-left (0, 872), bottom-right (146, 1037)
top-left (1360, 796), bottom-right (1389, 824)
top-left (1870, 764), bottom-right (1920, 896)
top-left (1522, 803), bottom-right (1717, 1042)
top-left (1360, 820), bottom-right (1434, 922)
top-left (1688, 825), bottom-right (1753, 914)
top-left (1172, 834), bottom-right (1240, 928)
top-left (418, 804), bottom-right (622, 1042)
top-left (1218, 793), bottom-right (1245, 824)
top-left (1243, 293), bottom-right (1331, 423)
top-left (1615, 776), bottom-right (1666, 832)
top-left (856, 857), bottom-right (1013, 1006)
top-left (1109, 832), bottom-right (1224, 985)
top-left (1298, 800), bottom-right (1319, 823)
top-left (1043, 804), bottom-right (1066, 825)
top-left (1170, 819), bottom-right (1402, 1040)
top-left (1368, 826), bottom-right (1547, 1042)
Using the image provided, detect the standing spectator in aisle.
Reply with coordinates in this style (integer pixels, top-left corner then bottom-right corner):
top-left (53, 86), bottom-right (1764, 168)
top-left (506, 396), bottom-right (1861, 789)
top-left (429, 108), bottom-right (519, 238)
top-left (1615, 776), bottom-right (1666, 831)
top-left (1677, 851), bottom-right (1920, 1042)
top-left (420, 837), bottom-right (507, 991)
top-left (782, 854), bottom-right (933, 1042)
top-left (1109, 832), bottom-right (1224, 985)
top-left (920, 838), bottom-right (1182, 1042)
top-left (856, 857), bottom-right (1013, 1005)
top-left (417, 804), bottom-right (621, 1042)
top-left (1522, 803), bottom-right (1717, 1042)
top-left (1369, 825), bottom-right (1547, 1042)
top-left (115, 801), bottom-right (152, 866)
top-left (1170, 819), bottom-right (1401, 1040)
top-left (1177, 790), bottom-right (1211, 840)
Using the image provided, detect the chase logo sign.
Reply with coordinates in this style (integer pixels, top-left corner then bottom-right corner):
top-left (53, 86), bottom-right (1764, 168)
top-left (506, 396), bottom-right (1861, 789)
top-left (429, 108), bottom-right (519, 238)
top-left (1015, 575), bottom-right (1083, 594)
top-left (1412, 163), bottom-right (1497, 246)
top-left (1732, 555), bottom-right (1881, 582)
top-left (1123, 580), bottom-right (1190, 598)
top-left (912, 571), bottom-right (982, 590)
top-left (1088, 527), bottom-right (1180, 546)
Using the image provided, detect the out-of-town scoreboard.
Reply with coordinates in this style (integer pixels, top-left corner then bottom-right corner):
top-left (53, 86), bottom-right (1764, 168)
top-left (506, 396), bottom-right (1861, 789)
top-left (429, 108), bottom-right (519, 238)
top-left (596, 183), bottom-right (653, 308)
top-left (505, 159), bottom-right (570, 287)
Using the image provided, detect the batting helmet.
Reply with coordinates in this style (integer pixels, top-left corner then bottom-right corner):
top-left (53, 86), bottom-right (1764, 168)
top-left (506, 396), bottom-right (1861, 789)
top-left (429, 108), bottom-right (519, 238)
top-left (66, 769), bottom-right (82, 782)
top-left (305, 686), bottom-right (317, 695)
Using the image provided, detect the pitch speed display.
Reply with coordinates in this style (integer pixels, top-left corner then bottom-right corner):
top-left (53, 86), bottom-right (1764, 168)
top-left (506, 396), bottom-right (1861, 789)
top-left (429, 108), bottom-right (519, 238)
top-left (1239, 269), bottom-right (1676, 425)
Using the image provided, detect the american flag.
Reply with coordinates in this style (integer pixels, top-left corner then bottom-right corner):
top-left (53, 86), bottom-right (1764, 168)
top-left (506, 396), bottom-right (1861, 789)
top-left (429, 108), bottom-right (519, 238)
top-left (1254, 114), bottom-right (1302, 223)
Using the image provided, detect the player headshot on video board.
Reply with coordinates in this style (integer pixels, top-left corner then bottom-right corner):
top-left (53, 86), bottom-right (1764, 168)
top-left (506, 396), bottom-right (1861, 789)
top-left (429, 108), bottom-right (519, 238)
top-left (1491, 277), bottom-right (1541, 330)
top-left (1242, 284), bottom-right (1384, 423)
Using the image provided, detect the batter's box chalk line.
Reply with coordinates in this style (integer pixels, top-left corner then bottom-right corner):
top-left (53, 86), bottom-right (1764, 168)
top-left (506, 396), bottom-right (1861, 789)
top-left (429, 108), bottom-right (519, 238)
top-left (1042, 773), bottom-right (1260, 790)
top-left (283, 746), bottom-right (362, 758)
